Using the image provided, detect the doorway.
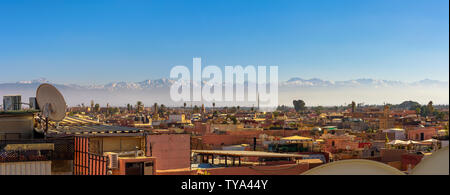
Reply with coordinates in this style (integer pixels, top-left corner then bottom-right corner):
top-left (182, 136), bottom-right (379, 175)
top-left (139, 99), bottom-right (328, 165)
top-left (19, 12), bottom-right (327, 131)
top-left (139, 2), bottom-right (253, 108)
top-left (125, 162), bottom-right (144, 175)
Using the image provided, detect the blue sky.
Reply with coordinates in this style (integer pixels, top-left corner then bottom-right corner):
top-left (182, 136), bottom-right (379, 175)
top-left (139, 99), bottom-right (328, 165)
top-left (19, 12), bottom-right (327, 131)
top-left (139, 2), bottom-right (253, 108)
top-left (0, 0), bottom-right (448, 85)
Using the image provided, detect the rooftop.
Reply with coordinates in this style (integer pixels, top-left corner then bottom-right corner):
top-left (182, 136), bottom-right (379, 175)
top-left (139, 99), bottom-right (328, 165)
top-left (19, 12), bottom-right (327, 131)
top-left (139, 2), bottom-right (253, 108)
top-left (192, 150), bottom-right (309, 158)
top-left (47, 116), bottom-right (146, 136)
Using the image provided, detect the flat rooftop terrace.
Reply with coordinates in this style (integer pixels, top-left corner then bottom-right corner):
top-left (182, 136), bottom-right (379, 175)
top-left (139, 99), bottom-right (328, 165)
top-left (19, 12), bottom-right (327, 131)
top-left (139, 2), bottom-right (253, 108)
top-left (192, 150), bottom-right (309, 158)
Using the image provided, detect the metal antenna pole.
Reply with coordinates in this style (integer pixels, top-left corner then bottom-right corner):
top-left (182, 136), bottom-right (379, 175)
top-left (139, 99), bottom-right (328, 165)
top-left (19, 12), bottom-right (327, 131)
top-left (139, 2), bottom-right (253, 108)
top-left (45, 117), bottom-right (49, 139)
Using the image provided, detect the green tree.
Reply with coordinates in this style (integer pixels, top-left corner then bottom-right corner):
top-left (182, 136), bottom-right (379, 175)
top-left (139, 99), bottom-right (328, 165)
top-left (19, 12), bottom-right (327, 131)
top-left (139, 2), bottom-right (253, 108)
top-left (230, 116), bottom-right (237, 124)
top-left (293, 100), bottom-right (306, 113)
top-left (415, 107), bottom-right (421, 116)
top-left (427, 101), bottom-right (434, 116)
top-left (351, 101), bottom-right (356, 113)
top-left (159, 104), bottom-right (166, 116)
top-left (314, 106), bottom-right (323, 115)
top-left (94, 103), bottom-right (100, 113)
top-left (136, 101), bottom-right (143, 113)
top-left (193, 105), bottom-right (200, 113)
top-left (273, 111), bottom-right (280, 118)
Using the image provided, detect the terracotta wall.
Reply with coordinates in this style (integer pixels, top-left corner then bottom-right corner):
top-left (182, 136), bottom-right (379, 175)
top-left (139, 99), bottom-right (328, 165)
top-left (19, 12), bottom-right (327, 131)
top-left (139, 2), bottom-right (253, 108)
top-left (401, 154), bottom-right (423, 171)
top-left (185, 122), bottom-right (211, 135)
top-left (407, 128), bottom-right (437, 141)
top-left (201, 134), bottom-right (255, 147)
top-left (324, 138), bottom-right (359, 151)
top-left (201, 129), bottom-right (313, 148)
top-left (380, 149), bottom-right (407, 163)
top-left (146, 134), bottom-right (191, 170)
top-left (156, 163), bottom-right (310, 175)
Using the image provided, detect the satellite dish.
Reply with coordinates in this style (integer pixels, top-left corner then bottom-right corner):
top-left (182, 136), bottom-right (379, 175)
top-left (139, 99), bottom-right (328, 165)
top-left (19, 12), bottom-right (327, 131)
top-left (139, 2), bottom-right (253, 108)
top-left (36, 83), bottom-right (67, 122)
top-left (301, 159), bottom-right (405, 175)
top-left (410, 147), bottom-right (449, 175)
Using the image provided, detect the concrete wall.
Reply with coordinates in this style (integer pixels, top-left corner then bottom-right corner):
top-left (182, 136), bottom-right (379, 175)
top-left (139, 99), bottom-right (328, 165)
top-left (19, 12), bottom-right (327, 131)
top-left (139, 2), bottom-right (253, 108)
top-left (0, 114), bottom-right (34, 140)
top-left (0, 161), bottom-right (51, 175)
top-left (51, 160), bottom-right (73, 175)
top-left (89, 136), bottom-right (144, 154)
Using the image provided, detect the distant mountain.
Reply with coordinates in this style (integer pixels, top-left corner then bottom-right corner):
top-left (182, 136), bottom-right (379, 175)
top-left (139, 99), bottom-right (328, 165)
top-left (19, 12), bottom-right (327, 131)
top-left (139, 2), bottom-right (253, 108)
top-left (283, 77), bottom-right (333, 87)
top-left (0, 78), bottom-right (448, 107)
top-left (281, 77), bottom-right (442, 88)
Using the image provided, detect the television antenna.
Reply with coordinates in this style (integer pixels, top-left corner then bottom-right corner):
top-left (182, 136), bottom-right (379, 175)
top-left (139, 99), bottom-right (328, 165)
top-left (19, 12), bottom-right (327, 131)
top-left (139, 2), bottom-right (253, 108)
top-left (36, 83), bottom-right (67, 136)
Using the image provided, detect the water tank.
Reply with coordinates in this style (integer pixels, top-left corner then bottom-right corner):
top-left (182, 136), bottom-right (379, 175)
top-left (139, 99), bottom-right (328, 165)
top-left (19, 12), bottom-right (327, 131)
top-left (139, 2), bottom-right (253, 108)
top-left (3, 95), bottom-right (21, 111)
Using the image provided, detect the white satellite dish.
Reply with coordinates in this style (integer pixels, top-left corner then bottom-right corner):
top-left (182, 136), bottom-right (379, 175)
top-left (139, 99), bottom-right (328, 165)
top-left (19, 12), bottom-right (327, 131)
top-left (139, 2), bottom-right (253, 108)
top-left (410, 147), bottom-right (449, 175)
top-left (301, 159), bottom-right (405, 175)
top-left (36, 83), bottom-right (67, 122)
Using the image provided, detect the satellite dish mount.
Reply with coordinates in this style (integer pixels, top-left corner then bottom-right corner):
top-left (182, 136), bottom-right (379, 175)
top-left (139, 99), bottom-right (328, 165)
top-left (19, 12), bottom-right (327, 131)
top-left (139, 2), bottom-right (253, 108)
top-left (36, 84), bottom-right (67, 138)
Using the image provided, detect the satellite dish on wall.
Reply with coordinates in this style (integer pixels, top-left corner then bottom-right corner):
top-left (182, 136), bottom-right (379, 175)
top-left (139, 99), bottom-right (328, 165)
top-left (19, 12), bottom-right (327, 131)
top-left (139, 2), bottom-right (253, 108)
top-left (301, 159), bottom-right (405, 175)
top-left (36, 83), bottom-right (67, 122)
top-left (410, 147), bottom-right (449, 175)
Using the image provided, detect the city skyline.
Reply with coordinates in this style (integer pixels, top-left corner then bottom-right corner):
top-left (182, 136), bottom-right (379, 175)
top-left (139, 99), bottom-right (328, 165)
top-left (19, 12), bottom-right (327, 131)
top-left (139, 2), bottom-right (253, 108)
top-left (0, 0), bottom-right (448, 85)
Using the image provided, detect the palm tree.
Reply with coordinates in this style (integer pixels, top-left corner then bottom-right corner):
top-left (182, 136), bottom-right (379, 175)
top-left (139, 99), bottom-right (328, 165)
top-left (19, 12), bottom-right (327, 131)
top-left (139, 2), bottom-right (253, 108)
top-left (160, 104), bottom-right (166, 116)
top-left (415, 107), bottom-right (421, 118)
top-left (427, 101), bottom-right (434, 115)
top-left (183, 102), bottom-right (187, 114)
top-left (212, 102), bottom-right (216, 112)
top-left (126, 103), bottom-right (132, 112)
top-left (136, 101), bottom-right (143, 113)
top-left (193, 105), bottom-right (199, 113)
top-left (94, 103), bottom-right (100, 113)
top-left (153, 103), bottom-right (158, 114)
top-left (351, 101), bottom-right (356, 113)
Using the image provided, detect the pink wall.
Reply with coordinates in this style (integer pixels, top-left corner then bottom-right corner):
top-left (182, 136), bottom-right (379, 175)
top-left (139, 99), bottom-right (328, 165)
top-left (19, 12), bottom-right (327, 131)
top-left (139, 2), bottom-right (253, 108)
top-left (407, 128), bottom-right (437, 141)
top-left (185, 122), bottom-right (211, 135)
top-left (324, 138), bottom-right (359, 151)
top-left (201, 135), bottom-right (252, 147)
top-left (146, 134), bottom-right (191, 170)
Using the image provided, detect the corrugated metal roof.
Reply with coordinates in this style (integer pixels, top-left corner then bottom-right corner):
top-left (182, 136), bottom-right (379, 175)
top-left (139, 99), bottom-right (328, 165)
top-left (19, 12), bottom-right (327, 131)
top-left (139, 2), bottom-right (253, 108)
top-left (48, 116), bottom-right (145, 135)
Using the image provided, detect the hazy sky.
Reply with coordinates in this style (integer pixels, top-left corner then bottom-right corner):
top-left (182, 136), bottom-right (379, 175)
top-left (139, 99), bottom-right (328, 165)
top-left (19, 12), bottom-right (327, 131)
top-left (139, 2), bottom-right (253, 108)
top-left (0, 0), bottom-right (448, 85)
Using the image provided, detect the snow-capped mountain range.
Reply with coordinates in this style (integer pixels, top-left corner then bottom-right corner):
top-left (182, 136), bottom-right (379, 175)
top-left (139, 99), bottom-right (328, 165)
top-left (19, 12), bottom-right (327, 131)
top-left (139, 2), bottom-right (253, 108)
top-left (281, 77), bottom-right (445, 87)
top-left (10, 77), bottom-right (447, 89)
top-left (0, 77), bottom-right (448, 107)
